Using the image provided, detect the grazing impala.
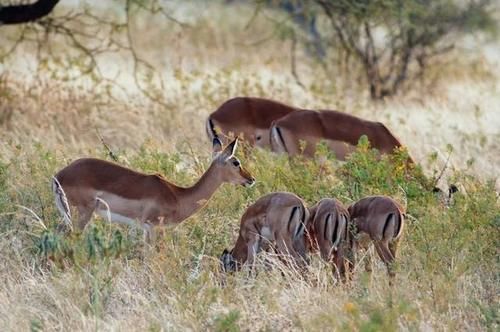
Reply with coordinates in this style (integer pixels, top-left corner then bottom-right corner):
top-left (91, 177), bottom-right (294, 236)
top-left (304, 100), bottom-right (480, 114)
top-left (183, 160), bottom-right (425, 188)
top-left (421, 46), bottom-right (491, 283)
top-left (347, 196), bottom-right (405, 280)
top-left (220, 192), bottom-right (309, 272)
top-left (306, 198), bottom-right (352, 280)
top-left (270, 109), bottom-right (413, 162)
top-left (52, 138), bottom-right (255, 241)
top-left (206, 97), bottom-right (298, 149)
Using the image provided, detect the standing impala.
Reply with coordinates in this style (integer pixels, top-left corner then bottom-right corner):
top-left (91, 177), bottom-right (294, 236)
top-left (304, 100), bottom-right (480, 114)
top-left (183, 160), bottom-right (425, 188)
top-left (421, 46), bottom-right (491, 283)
top-left (271, 109), bottom-right (413, 162)
top-left (52, 138), bottom-right (255, 241)
top-left (220, 192), bottom-right (309, 273)
top-left (306, 198), bottom-right (351, 280)
top-left (347, 196), bottom-right (405, 280)
top-left (206, 97), bottom-right (298, 149)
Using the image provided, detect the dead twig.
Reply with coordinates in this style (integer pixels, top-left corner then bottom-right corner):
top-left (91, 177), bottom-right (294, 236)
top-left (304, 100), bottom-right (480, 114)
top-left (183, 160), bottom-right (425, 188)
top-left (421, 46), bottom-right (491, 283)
top-left (95, 128), bottom-right (118, 162)
top-left (290, 30), bottom-right (305, 90)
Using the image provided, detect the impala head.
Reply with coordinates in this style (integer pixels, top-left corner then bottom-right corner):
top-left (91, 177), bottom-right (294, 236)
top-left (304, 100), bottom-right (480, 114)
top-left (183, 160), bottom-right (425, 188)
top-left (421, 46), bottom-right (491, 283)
top-left (220, 248), bottom-right (238, 273)
top-left (212, 137), bottom-right (255, 187)
top-left (253, 128), bottom-right (272, 149)
top-left (432, 184), bottom-right (459, 206)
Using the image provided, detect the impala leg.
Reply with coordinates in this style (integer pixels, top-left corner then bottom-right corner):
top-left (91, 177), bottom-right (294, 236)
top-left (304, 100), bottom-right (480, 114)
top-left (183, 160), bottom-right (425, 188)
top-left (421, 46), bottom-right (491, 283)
top-left (348, 240), bottom-right (358, 278)
top-left (277, 237), bottom-right (303, 271)
top-left (139, 209), bottom-right (160, 246)
top-left (333, 247), bottom-right (349, 283)
top-left (339, 241), bottom-right (355, 284)
top-left (292, 238), bottom-right (310, 280)
top-left (292, 236), bottom-right (309, 266)
top-left (331, 250), bottom-right (341, 281)
top-left (142, 223), bottom-right (156, 245)
top-left (246, 236), bottom-right (260, 277)
top-left (275, 238), bottom-right (290, 265)
top-left (344, 251), bottom-right (355, 284)
top-left (388, 239), bottom-right (400, 280)
top-left (154, 227), bottom-right (167, 251)
top-left (259, 239), bottom-right (275, 271)
top-left (76, 204), bottom-right (95, 231)
top-left (364, 249), bottom-right (373, 273)
top-left (374, 241), bottom-right (396, 280)
top-left (388, 238), bottom-right (400, 260)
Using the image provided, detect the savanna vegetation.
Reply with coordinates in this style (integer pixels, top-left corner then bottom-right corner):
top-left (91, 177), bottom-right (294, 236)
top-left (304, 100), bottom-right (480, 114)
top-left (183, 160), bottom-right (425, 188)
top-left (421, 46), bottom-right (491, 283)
top-left (0, 0), bottom-right (499, 331)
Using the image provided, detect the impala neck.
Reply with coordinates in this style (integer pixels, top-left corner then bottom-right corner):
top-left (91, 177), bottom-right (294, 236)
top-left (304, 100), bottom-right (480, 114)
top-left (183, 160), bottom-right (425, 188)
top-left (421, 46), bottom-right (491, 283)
top-left (231, 236), bottom-right (248, 264)
top-left (176, 162), bottom-right (224, 221)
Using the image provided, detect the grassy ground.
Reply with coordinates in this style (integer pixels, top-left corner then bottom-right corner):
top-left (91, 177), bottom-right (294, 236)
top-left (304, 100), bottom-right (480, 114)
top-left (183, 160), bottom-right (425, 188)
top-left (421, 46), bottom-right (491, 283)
top-left (0, 1), bottom-right (499, 331)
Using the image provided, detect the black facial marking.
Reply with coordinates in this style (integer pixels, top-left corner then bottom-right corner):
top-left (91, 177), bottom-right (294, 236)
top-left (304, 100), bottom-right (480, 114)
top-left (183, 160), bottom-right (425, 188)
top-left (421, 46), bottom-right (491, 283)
top-left (449, 184), bottom-right (459, 194)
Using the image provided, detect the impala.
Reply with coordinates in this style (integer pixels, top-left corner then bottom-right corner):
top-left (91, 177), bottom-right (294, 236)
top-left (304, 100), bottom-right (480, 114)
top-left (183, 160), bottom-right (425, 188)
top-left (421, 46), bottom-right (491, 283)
top-left (270, 109), bottom-right (414, 162)
top-left (347, 196), bottom-right (405, 280)
top-left (220, 192), bottom-right (309, 272)
top-left (306, 198), bottom-right (351, 280)
top-left (433, 184), bottom-right (459, 207)
top-left (52, 138), bottom-right (255, 241)
top-left (206, 97), bottom-right (298, 149)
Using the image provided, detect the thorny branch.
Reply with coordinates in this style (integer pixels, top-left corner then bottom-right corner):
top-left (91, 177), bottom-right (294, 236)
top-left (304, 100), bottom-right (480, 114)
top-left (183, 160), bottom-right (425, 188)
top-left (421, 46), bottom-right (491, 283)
top-left (290, 30), bottom-right (305, 89)
top-left (0, 0), bottom-right (187, 106)
top-left (124, 0), bottom-right (169, 108)
top-left (312, 0), bottom-right (494, 99)
top-left (96, 128), bottom-right (119, 162)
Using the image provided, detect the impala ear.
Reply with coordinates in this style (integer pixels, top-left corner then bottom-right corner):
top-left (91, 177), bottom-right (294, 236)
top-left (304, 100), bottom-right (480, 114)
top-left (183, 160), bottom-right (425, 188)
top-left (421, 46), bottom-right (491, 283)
top-left (212, 137), bottom-right (223, 159)
top-left (220, 249), bottom-right (234, 271)
top-left (449, 184), bottom-right (459, 195)
top-left (219, 137), bottom-right (238, 161)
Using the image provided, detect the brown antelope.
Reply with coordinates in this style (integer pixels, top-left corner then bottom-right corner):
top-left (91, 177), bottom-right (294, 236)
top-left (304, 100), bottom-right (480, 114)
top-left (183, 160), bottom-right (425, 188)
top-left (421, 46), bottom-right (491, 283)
top-left (52, 138), bottom-right (255, 241)
top-left (306, 198), bottom-right (352, 280)
top-left (270, 109), bottom-right (413, 162)
top-left (206, 97), bottom-right (298, 149)
top-left (347, 196), bottom-right (405, 280)
top-left (220, 192), bottom-right (309, 272)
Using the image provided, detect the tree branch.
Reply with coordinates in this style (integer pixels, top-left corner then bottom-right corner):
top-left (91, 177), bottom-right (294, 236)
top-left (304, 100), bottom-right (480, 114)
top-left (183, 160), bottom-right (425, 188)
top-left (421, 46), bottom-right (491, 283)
top-left (0, 0), bottom-right (60, 25)
top-left (290, 30), bottom-right (305, 89)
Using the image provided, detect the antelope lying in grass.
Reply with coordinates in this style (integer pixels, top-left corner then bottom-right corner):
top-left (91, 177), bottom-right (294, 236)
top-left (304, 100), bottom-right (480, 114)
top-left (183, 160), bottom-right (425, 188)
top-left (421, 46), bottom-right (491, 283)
top-left (220, 192), bottom-right (309, 273)
top-left (306, 198), bottom-right (352, 280)
top-left (52, 138), bottom-right (255, 241)
top-left (348, 196), bottom-right (405, 281)
top-left (271, 109), bottom-right (413, 163)
top-left (206, 97), bottom-right (299, 148)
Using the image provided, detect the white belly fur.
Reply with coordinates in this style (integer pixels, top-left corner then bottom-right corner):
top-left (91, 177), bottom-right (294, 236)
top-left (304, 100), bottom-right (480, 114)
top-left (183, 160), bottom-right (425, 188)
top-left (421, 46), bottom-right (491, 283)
top-left (94, 191), bottom-right (156, 224)
top-left (96, 209), bottom-right (138, 227)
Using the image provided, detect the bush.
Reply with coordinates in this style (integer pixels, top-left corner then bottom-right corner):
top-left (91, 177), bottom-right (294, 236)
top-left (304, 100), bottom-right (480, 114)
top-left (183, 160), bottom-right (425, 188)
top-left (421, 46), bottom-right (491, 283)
top-left (287, 0), bottom-right (498, 98)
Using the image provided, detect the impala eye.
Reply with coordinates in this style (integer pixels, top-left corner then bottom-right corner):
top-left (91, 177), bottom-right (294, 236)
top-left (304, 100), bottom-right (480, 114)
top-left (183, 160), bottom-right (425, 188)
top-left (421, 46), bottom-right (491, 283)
top-left (256, 135), bottom-right (262, 141)
top-left (232, 160), bottom-right (240, 167)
